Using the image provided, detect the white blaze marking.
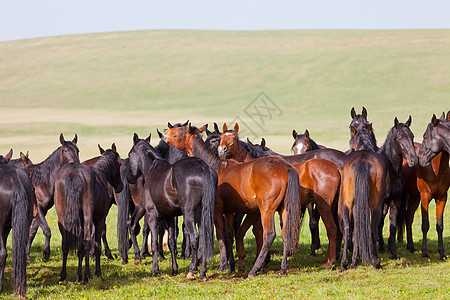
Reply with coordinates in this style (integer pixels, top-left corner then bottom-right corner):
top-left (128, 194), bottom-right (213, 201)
top-left (295, 143), bottom-right (305, 154)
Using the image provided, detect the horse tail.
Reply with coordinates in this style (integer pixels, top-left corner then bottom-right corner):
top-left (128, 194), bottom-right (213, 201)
top-left (284, 166), bottom-right (303, 256)
top-left (353, 159), bottom-right (372, 265)
top-left (11, 180), bottom-right (32, 297)
top-left (63, 174), bottom-right (83, 251)
top-left (200, 168), bottom-right (218, 261)
top-left (117, 164), bottom-right (131, 264)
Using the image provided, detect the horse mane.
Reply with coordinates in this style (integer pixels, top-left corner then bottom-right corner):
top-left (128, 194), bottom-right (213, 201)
top-left (189, 128), bottom-right (226, 171)
top-left (239, 141), bottom-right (267, 158)
top-left (27, 147), bottom-right (62, 185)
top-left (92, 150), bottom-right (117, 180)
top-left (154, 138), bottom-right (187, 164)
top-left (378, 125), bottom-right (396, 157)
top-left (352, 129), bottom-right (377, 152)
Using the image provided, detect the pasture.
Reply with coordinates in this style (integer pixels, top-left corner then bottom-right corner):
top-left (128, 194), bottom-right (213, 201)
top-left (0, 29), bottom-right (449, 298)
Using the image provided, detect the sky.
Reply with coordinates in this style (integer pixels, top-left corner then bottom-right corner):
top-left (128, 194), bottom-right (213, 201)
top-left (1, 1), bottom-right (450, 42)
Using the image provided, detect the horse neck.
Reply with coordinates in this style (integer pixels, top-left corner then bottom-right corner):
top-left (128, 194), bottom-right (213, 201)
top-left (92, 155), bottom-right (114, 184)
top-left (29, 148), bottom-right (63, 185)
top-left (192, 136), bottom-right (226, 171)
top-left (432, 150), bottom-right (449, 174)
top-left (378, 129), bottom-right (403, 174)
top-left (232, 142), bottom-right (253, 162)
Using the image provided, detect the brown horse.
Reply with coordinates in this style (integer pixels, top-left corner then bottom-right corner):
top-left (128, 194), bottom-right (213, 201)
top-left (163, 124), bottom-right (303, 277)
top-left (411, 113), bottom-right (450, 259)
top-left (54, 144), bottom-right (123, 283)
top-left (26, 134), bottom-right (80, 261)
top-left (339, 127), bottom-right (389, 270)
top-left (218, 126), bottom-right (341, 269)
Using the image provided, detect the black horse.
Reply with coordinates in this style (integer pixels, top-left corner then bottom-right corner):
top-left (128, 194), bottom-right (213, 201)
top-left (0, 152), bottom-right (33, 298)
top-left (26, 134), bottom-right (80, 261)
top-left (127, 134), bottom-right (217, 279)
top-left (54, 144), bottom-right (123, 283)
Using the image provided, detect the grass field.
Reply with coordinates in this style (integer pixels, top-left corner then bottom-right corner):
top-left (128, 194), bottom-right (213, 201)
top-left (0, 29), bottom-right (449, 298)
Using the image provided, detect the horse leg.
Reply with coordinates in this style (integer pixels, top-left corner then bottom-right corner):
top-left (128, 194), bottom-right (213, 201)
top-left (214, 209), bottom-right (228, 272)
top-left (156, 219), bottom-right (166, 260)
top-left (184, 214), bottom-right (199, 279)
top-left (378, 202), bottom-right (388, 252)
top-left (253, 216), bottom-right (269, 267)
top-left (370, 207), bottom-right (382, 269)
top-left (180, 222), bottom-right (190, 260)
top-left (129, 205), bottom-right (145, 263)
top-left (308, 203), bottom-right (322, 255)
top-left (340, 206), bottom-right (350, 272)
top-left (224, 213), bottom-right (236, 273)
top-left (167, 217), bottom-right (179, 276)
top-left (140, 214), bottom-right (151, 259)
top-left (315, 202), bottom-right (337, 268)
top-left (102, 225), bottom-right (114, 260)
top-left (406, 195), bottom-right (420, 252)
top-left (435, 196), bottom-right (447, 259)
top-left (83, 223), bottom-right (93, 283)
top-left (248, 211), bottom-right (276, 278)
top-left (388, 199), bottom-right (400, 259)
top-left (27, 217), bottom-right (40, 259)
top-left (94, 221), bottom-right (104, 278)
top-left (420, 196), bottom-right (431, 258)
top-left (147, 213), bottom-right (159, 277)
top-left (36, 206), bottom-right (52, 261)
top-left (76, 239), bottom-right (84, 283)
top-left (0, 230), bottom-right (7, 293)
top-left (236, 213), bottom-right (257, 272)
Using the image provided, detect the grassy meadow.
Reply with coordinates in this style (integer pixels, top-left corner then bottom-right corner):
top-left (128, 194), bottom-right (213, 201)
top-left (0, 29), bottom-right (449, 298)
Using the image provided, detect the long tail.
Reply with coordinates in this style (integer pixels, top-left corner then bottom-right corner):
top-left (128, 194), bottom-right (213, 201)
top-left (117, 161), bottom-right (131, 264)
top-left (284, 166), bottom-right (303, 256)
top-left (11, 181), bottom-right (32, 297)
top-left (200, 169), bottom-right (218, 261)
top-left (63, 174), bottom-right (83, 251)
top-left (353, 160), bottom-right (372, 265)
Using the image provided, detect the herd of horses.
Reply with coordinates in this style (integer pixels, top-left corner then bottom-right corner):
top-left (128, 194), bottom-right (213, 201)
top-left (0, 107), bottom-right (448, 298)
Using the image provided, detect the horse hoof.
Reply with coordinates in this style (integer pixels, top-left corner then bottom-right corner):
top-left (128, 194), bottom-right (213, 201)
top-left (247, 272), bottom-right (256, 279)
top-left (238, 266), bottom-right (245, 272)
top-left (375, 264), bottom-right (382, 269)
top-left (186, 272), bottom-right (196, 280)
top-left (134, 259), bottom-right (141, 265)
top-left (309, 251), bottom-right (317, 257)
top-left (339, 267), bottom-right (346, 273)
top-left (320, 262), bottom-right (333, 269)
top-left (422, 254), bottom-right (430, 259)
top-left (440, 254), bottom-right (447, 260)
top-left (217, 266), bottom-right (226, 273)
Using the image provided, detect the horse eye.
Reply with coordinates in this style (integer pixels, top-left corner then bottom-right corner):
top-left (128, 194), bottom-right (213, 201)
top-left (233, 137), bottom-right (236, 141)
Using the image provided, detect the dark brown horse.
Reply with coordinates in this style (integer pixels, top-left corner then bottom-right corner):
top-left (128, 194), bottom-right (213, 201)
top-left (0, 152), bottom-right (33, 298)
top-left (163, 124), bottom-right (303, 278)
top-left (54, 144), bottom-right (123, 283)
top-left (339, 127), bottom-right (389, 270)
top-left (127, 134), bottom-right (216, 279)
top-left (26, 134), bottom-right (80, 261)
top-left (218, 126), bottom-right (341, 268)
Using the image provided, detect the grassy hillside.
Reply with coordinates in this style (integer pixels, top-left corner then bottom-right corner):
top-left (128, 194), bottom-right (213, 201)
top-left (1, 30), bottom-right (450, 161)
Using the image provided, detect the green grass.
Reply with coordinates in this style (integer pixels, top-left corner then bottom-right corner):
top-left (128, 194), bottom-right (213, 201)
top-left (1, 29), bottom-right (449, 298)
top-left (2, 203), bottom-right (450, 299)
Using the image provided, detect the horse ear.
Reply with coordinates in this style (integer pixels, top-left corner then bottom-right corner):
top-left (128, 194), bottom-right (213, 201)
top-left (20, 151), bottom-right (26, 162)
top-left (214, 122), bottom-right (220, 133)
top-left (182, 120), bottom-right (189, 127)
top-left (394, 117), bottom-right (399, 129)
top-left (431, 114), bottom-right (439, 126)
top-left (26, 150), bottom-right (29, 158)
top-left (351, 107), bottom-right (356, 119)
top-left (368, 123), bottom-right (373, 133)
top-left (304, 129), bottom-right (310, 139)
top-left (60, 133), bottom-right (66, 145)
top-left (133, 133), bottom-right (139, 145)
top-left (72, 134), bottom-right (78, 144)
top-left (447, 111), bottom-right (450, 122)
top-left (439, 112), bottom-right (445, 120)
top-left (362, 107), bottom-right (368, 118)
top-left (350, 125), bottom-right (357, 136)
top-left (222, 123), bottom-right (228, 132)
top-left (261, 138), bottom-right (266, 149)
top-left (405, 115), bottom-right (412, 127)
top-left (292, 129), bottom-right (298, 139)
top-left (145, 133), bottom-right (151, 143)
top-left (167, 122), bottom-right (173, 129)
top-left (234, 123), bottom-right (239, 133)
top-left (205, 127), bottom-right (212, 136)
top-left (5, 149), bottom-right (13, 162)
top-left (198, 124), bottom-right (208, 133)
top-left (157, 128), bottom-right (163, 139)
top-left (111, 143), bottom-right (117, 153)
top-left (98, 144), bottom-right (105, 154)
top-left (247, 137), bottom-right (253, 145)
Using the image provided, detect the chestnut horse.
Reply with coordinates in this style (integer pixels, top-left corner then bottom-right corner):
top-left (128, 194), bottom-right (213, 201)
top-left (0, 152), bottom-right (33, 298)
top-left (54, 144), bottom-right (123, 283)
top-left (218, 125), bottom-right (341, 269)
top-left (413, 113), bottom-right (450, 259)
top-left (339, 127), bottom-right (389, 270)
top-left (26, 134), bottom-right (80, 261)
top-left (163, 124), bottom-right (303, 277)
top-left (127, 134), bottom-right (216, 279)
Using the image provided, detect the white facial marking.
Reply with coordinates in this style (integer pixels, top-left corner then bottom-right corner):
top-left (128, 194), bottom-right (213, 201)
top-left (295, 143), bottom-right (305, 154)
